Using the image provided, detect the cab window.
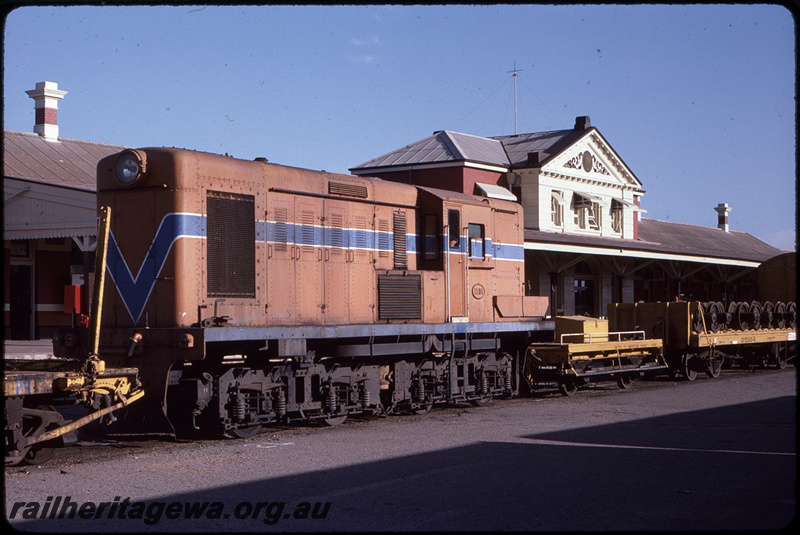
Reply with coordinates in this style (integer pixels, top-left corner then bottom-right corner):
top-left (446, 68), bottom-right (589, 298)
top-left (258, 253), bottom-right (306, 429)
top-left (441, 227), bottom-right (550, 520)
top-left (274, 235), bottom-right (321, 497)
top-left (468, 223), bottom-right (485, 259)
top-left (448, 209), bottom-right (460, 249)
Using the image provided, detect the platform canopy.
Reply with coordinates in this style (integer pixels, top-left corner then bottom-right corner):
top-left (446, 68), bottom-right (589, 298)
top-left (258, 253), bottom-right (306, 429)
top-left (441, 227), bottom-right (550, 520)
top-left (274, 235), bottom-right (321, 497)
top-left (3, 177), bottom-right (96, 242)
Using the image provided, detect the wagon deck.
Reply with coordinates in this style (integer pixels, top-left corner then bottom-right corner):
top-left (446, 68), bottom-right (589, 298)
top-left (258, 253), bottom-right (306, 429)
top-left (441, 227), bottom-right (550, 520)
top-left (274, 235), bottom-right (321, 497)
top-left (689, 328), bottom-right (796, 348)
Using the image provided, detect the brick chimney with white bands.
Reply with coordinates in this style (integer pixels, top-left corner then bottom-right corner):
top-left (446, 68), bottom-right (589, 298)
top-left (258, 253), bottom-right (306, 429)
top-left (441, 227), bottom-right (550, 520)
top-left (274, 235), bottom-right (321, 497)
top-left (25, 81), bottom-right (67, 142)
top-left (714, 202), bottom-right (731, 232)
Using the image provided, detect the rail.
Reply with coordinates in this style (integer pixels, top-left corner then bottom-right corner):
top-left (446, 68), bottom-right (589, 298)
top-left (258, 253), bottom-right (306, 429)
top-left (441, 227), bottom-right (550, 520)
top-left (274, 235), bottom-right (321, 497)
top-left (559, 330), bottom-right (646, 344)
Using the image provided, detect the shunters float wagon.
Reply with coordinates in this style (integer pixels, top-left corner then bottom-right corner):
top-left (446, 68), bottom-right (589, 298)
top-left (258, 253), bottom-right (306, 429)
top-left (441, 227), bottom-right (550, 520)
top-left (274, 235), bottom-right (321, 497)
top-left (524, 315), bottom-right (667, 395)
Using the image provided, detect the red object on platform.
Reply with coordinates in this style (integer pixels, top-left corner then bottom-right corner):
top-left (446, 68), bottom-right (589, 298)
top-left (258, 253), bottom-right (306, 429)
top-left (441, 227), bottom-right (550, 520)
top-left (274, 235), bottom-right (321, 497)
top-left (64, 285), bottom-right (81, 314)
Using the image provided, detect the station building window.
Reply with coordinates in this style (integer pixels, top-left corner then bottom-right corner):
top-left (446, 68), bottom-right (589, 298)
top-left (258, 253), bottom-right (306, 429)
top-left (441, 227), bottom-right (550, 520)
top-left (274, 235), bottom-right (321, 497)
top-left (611, 199), bottom-right (624, 234)
top-left (551, 190), bottom-right (565, 227)
top-left (574, 195), bottom-right (601, 231)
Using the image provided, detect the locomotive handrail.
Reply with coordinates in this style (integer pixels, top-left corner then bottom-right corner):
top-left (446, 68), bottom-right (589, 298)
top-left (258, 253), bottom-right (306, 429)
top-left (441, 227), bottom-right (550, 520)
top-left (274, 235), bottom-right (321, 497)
top-left (560, 330), bottom-right (647, 344)
top-left (88, 206), bottom-right (111, 358)
top-left (268, 187), bottom-right (417, 210)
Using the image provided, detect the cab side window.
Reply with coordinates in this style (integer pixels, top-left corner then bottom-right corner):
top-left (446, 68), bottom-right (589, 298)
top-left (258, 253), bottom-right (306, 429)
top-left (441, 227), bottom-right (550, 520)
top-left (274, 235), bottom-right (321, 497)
top-left (423, 214), bottom-right (440, 261)
top-left (448, 209), bottom-right (461, 249)
top-left (468, 223), bottom-right (485, 259)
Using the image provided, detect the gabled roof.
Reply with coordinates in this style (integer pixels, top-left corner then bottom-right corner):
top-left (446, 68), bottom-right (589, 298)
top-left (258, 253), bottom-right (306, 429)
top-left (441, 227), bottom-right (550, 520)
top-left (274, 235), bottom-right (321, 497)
top-left (492, 128), bottom-right (585, 168)
top-left (350, 121), bottom-right (630, 178)
top-left (351, 130), bottom-right (508, 171)
top-left (3, 130), bottom-right (128, 191)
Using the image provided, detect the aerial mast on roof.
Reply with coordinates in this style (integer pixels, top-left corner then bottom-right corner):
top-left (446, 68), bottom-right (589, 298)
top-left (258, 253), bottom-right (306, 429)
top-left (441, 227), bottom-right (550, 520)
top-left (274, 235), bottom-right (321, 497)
top-left (508, 64), bottom-right (522, 135)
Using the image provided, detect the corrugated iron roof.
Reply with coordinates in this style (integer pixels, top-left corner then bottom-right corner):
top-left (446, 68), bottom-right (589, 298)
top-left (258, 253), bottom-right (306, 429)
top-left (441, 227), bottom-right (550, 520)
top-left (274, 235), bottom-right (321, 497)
top-left (351, 130), bottom-right (508, 171)
top-left (3, 130), bottom-right (128, 191)
top-left (637, 218), bottom-right (785, 262)
top-left (524, 218), bottom-right (784, 263)
top-left (492, 128), bottom-right (583, 168)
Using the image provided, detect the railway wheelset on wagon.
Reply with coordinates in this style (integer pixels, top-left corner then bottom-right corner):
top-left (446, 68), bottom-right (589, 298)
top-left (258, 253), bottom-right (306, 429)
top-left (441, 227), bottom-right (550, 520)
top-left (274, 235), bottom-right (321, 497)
top-left (5, 208), bottom-right (145, 466)
top-left (609, 300), bottom-right (797, 383)
top-left (694, 300), bottom-right (796, 334)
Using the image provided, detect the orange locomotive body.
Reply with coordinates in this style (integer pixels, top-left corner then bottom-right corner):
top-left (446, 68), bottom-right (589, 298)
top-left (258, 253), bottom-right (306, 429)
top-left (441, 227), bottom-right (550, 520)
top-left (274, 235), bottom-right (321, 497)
top-left (91, 147), bottom-right (550, 437)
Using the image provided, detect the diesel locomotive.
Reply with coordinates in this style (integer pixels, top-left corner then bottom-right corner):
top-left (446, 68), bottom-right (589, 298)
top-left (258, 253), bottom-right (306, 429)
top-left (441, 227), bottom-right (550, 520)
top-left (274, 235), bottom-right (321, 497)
top-left (89, 147), bottom-right (551, 438)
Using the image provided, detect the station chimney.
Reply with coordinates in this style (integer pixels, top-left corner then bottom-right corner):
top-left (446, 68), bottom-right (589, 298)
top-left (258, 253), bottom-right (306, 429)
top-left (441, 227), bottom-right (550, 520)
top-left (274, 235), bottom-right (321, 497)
top-left (714, 202), bottom-right (731, 232)
top-left (26, 81), bottom-right (67, 142)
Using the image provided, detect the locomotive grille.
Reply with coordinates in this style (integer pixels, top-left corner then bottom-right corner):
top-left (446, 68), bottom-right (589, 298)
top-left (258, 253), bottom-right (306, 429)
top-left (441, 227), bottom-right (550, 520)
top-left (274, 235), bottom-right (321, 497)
top-left (378, 219), bottom-right (390, 258)
top-left (378, 274), bottom-right (421, 320)
top-left (207, 191), bottom-right (255, 298)
top-left (273, 207), bottom-right (288, 252)
top-left (393, 211), bottom-right (408, 269)
top-left (329, 181), bottom-right (368, 198)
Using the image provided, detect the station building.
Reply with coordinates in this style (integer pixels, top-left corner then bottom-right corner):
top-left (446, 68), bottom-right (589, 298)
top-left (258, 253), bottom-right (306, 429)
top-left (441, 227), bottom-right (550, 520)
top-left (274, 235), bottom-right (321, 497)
top-left (3, 82), bottom-right (792, 339)
top-left (350, 117), bottom-right (790, 317)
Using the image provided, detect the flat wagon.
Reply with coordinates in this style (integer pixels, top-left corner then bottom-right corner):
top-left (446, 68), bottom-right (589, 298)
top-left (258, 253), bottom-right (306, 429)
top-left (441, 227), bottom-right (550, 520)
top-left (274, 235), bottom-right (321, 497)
top-left (525, 315), bottom-right (666, 395)
top-left (608, 301), bottom-right (796, 380)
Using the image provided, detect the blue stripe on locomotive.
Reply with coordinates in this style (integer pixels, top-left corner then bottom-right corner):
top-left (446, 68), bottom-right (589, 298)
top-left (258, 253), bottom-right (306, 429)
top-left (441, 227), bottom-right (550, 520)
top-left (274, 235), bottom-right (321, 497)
top-left (108, 213), bottom-right (523, 324)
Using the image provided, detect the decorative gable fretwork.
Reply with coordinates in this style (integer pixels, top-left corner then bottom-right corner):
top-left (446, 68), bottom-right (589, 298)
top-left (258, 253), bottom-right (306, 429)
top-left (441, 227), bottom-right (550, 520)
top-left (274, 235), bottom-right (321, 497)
top-left (545, 131), bottom-right (641, 189)
top-left (519, 128), bottom-right (644, 239)
top-left (563, 150), bottom-right (610, 176)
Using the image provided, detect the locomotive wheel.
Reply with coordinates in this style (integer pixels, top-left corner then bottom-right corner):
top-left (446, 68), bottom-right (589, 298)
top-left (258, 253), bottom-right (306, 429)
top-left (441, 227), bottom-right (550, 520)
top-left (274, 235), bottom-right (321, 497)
top-left (692, 302), bottom-right (707, 333)
top-left (412, 404), bottom-right (433, 415)
top-left (616, 374), bottom-right (633, 389)
top-left (471, 395), bottom-right (493, 407)
top-left (230, 424), bottom-right (263, 439)
top-left (681, 354), bottom-right (698, 382)
top-left (718, 301), bottom-right (733, 330)
top-left (23, 443), bottom-right (56, 466)
top-left (709, 301), bottom-right (725, 332)
top-left (735, 301), bottom-right (750, 331)
top-left (557, 378), bottom-right (578, 396)
top-left (762, 301), bottom-right (775, 329)
top-left (321, 415), bottom-right (348, 426)
top-left (772, 343), bottom-right (788, 370)
top-left (787, 302), bottom-right (797, 329)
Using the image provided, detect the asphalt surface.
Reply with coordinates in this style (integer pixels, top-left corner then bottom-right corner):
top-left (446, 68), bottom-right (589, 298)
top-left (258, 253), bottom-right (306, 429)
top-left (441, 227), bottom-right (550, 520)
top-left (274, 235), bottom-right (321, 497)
top-left (4, 365), bottom-right (797, 532)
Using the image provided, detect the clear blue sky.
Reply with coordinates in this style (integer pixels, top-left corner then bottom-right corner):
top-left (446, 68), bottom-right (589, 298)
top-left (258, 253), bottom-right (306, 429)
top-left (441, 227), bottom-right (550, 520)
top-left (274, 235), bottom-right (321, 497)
top-left (3, 4), bottom-right (795, 250)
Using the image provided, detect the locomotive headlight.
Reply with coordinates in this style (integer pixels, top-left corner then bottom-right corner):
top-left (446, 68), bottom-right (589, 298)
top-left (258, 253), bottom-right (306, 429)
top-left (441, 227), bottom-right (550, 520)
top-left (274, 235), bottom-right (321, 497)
top-left (114, 150), bottom-right (146, 186)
